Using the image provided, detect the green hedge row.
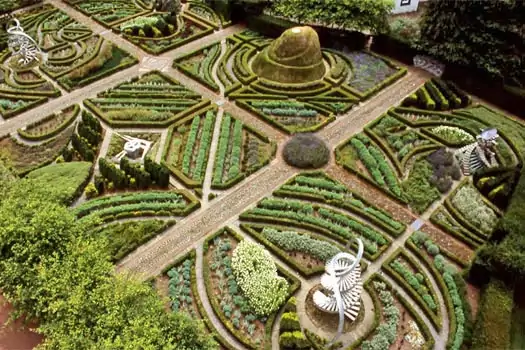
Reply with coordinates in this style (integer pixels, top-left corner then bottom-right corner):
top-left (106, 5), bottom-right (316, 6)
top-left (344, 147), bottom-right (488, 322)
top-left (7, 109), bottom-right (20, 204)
top-left (239, 223), bottom-right (365, 277)
top-left (470, 279), bottom-right (513, 350)
top-left (382, 248), bottom-right (442, 331)
top-left (239, 213), bottom-right (386, 261)
top-left (273, 173), bottom-right (406, 237)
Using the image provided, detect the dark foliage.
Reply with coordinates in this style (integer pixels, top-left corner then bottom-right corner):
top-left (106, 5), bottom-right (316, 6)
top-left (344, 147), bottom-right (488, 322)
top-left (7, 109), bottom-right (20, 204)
top-left (426, 148), bottom-right (460, 193)
top-left (419, 0), bottom-right (525, 87)
top-left (282, 134), bottom-right (330, 169)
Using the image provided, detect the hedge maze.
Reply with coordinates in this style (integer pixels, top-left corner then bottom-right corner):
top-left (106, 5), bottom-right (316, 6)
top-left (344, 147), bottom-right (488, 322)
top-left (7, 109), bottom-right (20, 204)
top-left (24, 4), bottom-right (136, 91)
top-left (3, 2), bottom-right (525, 348)
top-left (174, 30), bottom-right (406, 134)
top-left (0, 54), bottom-right (60, 118)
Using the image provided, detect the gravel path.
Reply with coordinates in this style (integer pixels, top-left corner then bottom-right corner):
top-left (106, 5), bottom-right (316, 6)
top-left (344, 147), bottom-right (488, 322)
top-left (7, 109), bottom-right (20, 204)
top-left (194, 244), bottom-right (246, 349)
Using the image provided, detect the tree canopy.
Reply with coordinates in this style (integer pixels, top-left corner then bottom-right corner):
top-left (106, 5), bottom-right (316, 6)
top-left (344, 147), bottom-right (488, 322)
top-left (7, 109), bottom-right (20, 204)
top-left (0, 163), bottom-right (217, 349)
top-left (419, 0), bottom-right (525, 86)
top-left (270, 0), bottom-right (395, 34)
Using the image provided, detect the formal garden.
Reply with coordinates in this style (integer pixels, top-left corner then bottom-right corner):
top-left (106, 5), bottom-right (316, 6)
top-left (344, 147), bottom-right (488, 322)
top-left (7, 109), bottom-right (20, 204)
top-left (0, 0), bottom-right (524, 349)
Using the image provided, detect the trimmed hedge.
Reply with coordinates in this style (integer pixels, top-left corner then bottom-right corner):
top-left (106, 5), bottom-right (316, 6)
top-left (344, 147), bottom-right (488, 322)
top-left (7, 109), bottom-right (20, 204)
top-left (382, 248), bottom-right (442, 331)
top-left (471, 279), bottom-right (513, 350)
top-left (240, 223), bottom-right (367, 277)
top-left (272, 172), bottom-right (406, 237)
top-left (18, 104), bottom-right (80, 141)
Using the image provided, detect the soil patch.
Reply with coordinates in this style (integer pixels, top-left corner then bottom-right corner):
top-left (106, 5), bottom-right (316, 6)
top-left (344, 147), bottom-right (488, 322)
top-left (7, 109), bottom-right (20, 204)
top-left (0, 295), bottom-right (42, 350)
top-left (305, 284), bottom-right (364, 333)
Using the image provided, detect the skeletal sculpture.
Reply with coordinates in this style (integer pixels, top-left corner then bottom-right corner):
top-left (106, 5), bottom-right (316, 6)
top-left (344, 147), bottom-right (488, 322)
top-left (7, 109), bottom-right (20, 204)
top-left (7, 18), bottom-right (43, 66)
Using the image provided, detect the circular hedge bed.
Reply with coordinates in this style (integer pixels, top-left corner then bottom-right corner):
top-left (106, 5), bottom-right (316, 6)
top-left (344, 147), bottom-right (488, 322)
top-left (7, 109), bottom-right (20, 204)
top-left (283, 134), bottom-right (330, 169)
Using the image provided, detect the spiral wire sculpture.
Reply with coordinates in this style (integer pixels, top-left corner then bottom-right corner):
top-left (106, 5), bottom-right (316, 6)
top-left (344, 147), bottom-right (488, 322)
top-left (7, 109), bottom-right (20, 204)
top-left (7, 18), bottom-right (43, 66)
top-left (313, 237), bottom-right (364, 345)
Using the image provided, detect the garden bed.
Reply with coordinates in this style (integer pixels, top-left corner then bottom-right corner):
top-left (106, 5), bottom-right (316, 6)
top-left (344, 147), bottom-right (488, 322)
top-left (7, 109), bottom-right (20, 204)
top-left (203, 227), bottom-right (300, 349)
top-left (85, 71), bottom-right (209, 127)
top-left (382, 248), bottom-right (442, 331)
top-left (240, 197), bottom-right (392, 261)
top-left (211, 113), bottom-right (275, 189)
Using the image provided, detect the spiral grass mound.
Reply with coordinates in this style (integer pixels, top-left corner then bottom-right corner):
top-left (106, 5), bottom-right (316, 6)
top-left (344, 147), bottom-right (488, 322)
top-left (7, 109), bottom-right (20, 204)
top-left (252, 26), bottom-right (326, 84)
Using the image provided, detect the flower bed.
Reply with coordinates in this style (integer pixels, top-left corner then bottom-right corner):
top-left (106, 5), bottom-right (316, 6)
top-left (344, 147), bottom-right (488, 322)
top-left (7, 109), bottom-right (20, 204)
top-left (273, 172), bottom-right (406, 237)
top-left (449, 182), bottom-right (499, 237)
top-left (335, 134), bottom-right (404, 201)
top-left (203, 227), bottom-right (300, 349)
top-left (240, 223), bottom-right (348, 277)
top-left (349, 274), bottom-right (434, 350)
top-left (156, 250), bottom-right (235, 349)
top-left (409, 231), bottom-right (475, 350)
top-left (18, 105), bottom-right (80, 141)
top-left (161, 108), bottom-right (216, 188)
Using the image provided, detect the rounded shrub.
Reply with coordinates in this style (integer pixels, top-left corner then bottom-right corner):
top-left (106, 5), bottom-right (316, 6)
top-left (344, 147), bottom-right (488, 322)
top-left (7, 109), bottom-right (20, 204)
top-left (283, 134), bottom-right (330, 169)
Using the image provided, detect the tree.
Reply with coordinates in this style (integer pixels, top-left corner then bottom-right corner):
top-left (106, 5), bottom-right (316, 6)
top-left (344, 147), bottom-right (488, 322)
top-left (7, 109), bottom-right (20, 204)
top-left (0, 161), bottom-right (217, 349)
top-left (419, 0), bottom-right (525, 86)
top-left (270, 0), bottom-right (394, 34)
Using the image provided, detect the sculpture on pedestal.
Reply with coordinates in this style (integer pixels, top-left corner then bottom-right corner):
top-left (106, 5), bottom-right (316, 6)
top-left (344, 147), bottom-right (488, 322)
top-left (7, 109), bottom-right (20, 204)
top-left (113, 133), bottom-right (152, 162)
top-left (313, 238), bottom-right (364, 343)
top-left (454, 128), bottom-right (499, 175)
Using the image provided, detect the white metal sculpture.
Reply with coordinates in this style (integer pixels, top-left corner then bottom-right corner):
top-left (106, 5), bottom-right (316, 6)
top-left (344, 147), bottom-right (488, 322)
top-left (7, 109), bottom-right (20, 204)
top-left (454, 128), bottom-right (499, 175)
top-left (113, 133), bottom-right (152, 161)
top-left (7, 18), bottom-right (43, 66)
top-left (313, 238), bottom-right (364, 343)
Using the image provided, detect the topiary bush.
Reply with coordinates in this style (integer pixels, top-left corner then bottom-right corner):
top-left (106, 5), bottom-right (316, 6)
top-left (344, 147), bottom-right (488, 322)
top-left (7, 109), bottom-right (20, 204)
top-left (252, 26), bottom-right (326, 83)
top-left (283, 134), bottom-right (330, 169)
